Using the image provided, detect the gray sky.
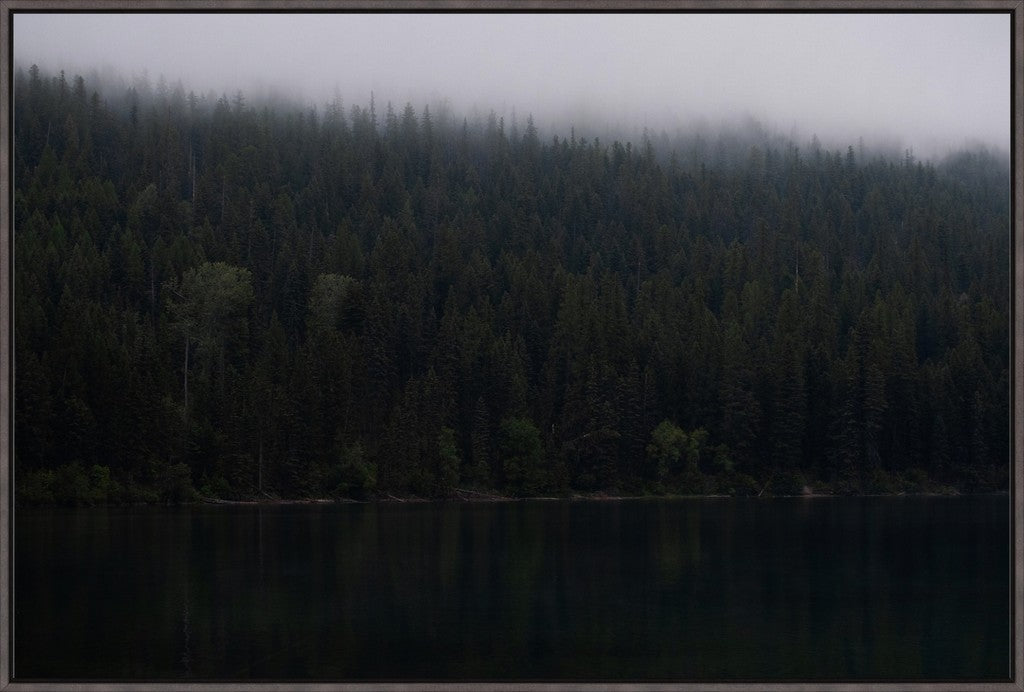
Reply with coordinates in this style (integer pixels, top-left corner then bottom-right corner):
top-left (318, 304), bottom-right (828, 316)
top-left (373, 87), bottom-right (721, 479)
top-left (13, 12), bottom-right (1010, 155)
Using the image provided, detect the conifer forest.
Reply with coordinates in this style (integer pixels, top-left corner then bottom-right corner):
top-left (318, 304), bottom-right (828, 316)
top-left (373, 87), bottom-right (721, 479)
top-left (12, 67), bottom-right (1011, 504)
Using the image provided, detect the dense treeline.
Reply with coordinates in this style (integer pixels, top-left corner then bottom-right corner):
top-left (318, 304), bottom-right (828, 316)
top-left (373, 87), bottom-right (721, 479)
top-left (13, 67), bottom-right (1010, 503)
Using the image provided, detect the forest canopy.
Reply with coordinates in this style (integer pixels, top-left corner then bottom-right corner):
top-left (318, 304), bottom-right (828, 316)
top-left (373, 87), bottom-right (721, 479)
top-left (12, 66), bottom-right (1010, 504)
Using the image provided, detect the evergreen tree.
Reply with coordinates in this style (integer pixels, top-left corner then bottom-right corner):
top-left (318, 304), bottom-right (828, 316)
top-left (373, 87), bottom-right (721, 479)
top-left (12, 66), bottom-right (1009, 503)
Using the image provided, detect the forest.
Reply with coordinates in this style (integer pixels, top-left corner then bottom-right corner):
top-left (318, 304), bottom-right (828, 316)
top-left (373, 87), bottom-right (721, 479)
top-left (11, 66), bottom-right (1011, 504)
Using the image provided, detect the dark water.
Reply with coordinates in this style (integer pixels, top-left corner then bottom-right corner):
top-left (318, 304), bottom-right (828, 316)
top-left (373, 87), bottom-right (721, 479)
top-left (15, 496), bottom-right (1010, 681)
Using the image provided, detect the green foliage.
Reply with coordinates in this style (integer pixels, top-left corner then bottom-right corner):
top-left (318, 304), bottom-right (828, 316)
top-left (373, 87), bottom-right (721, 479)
top-left (646, 422), bottom-right (721, 489)
top-left (198, 473), bottom-right (232, 500)
top-left (122, 481), bottom-right (160, 505)
top-left (646, 420), bottom-right (689, 480)
top-left (307, 273), bottom-right (357, 336)
top-left (716, 471), bottom-right (760, 497)
top-left (436, 427), bottom-right (461, 495)
top-left (18, 464), bottom-right (123, 506)
top-left (156, 463), bottom-right (196, 504)
top-left (17, 469), bottom-right (56, 505)
top-left (769, 470), bottom-right (808, 496)
top-left (51, 463), bottom-right (92, 506)
top-left (331, 443), bottom-right (377, 500)
top-left (712, 445), bottom-right (734, 474)
top-left (166, 261), bottom-right (254, 354)
top-left (11, 66), bottom-right (1009, 502)
top-left (498, 417), bottom-right (545, 496)
top-left (88, 464), bottom-right (123, 503)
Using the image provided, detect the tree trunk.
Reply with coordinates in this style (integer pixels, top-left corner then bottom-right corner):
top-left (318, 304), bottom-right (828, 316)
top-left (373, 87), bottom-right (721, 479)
top-left (183, 333), bottom-right (190, 459)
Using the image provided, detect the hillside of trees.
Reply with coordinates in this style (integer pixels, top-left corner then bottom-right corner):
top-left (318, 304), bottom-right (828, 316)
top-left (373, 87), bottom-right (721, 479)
top-left (12, 67), bottom-right (1011, 504)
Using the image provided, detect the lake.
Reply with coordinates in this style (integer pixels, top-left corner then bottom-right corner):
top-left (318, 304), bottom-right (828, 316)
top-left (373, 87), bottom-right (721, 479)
top-left (14, 496), bottom-right (1010, 681)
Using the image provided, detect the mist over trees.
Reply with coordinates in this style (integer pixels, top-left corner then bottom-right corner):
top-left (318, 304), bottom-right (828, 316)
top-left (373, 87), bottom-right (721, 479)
top-left (13, 66), bottom-right (1010, 504)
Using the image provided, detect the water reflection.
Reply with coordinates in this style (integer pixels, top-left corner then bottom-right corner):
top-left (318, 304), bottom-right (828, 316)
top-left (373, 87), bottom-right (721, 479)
top-left (15, 496), bottom-right (1009, 680)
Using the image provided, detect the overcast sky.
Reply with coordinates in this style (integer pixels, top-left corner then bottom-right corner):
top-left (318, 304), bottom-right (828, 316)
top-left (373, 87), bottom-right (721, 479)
top-left (13, 12), bottom-right (1010, 156)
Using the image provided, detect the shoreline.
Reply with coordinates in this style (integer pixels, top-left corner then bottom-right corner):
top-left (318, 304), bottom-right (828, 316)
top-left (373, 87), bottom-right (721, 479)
top-left (191, 487), bottom-right (1007, 507)
top-left (18, 487), bottom-right (1008, 510)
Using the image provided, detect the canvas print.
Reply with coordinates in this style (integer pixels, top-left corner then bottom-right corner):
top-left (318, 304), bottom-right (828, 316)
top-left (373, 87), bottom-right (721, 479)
top-left (5, 8), bottom-right (1013, 683)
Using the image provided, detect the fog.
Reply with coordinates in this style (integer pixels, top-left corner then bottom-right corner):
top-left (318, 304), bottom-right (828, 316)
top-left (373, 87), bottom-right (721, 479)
top-left (13, 12), bottom-right (1010, 159)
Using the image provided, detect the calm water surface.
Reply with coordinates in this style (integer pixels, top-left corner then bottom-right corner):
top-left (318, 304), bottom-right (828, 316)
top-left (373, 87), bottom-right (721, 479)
top-left (15, 496), bottom-right (1009, 680)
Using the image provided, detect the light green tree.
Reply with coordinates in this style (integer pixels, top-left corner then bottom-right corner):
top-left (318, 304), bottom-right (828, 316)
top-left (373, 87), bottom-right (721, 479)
top-left (499, 417), bottom-right (545, 496)
top-left (646, 420), bottom-right (687, 480)
top-left (166, 261), bottom-right (253, 451)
